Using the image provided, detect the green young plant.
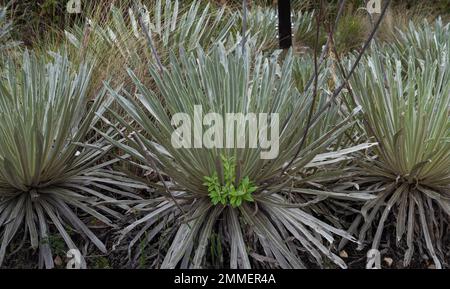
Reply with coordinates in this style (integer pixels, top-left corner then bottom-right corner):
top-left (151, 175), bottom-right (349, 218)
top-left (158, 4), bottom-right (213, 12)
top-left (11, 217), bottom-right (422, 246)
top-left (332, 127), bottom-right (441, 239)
top-left (0, 51), bottom-right (145, 268)
top-left (348, 48), bottom-right (450, 268)
top-left (204, 155), bottom-right (256, 207)
top-left (230, 176), bottom-right (256, 207)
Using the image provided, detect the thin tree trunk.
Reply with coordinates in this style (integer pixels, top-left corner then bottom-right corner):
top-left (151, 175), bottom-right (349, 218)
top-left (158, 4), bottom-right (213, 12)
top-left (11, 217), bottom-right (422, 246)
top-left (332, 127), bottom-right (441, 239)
top-left (278, 0), bottom-right (292, 49)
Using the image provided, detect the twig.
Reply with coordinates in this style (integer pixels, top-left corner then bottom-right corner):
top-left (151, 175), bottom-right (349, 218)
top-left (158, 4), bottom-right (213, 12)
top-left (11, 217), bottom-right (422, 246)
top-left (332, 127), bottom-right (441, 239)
top-left (130, 132), bottom-right (185, 214)
top-left (280, 0), bottom-right (323, 176)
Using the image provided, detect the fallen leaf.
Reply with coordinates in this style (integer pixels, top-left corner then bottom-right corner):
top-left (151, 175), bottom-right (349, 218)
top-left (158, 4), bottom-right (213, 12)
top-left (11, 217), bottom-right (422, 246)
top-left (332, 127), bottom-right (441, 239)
top-left (54, 255), bottom-right (63, 266)
top-left (339, 250), bottom-right (348, 258)
top-left (383, 257), bottom-right (393, 267)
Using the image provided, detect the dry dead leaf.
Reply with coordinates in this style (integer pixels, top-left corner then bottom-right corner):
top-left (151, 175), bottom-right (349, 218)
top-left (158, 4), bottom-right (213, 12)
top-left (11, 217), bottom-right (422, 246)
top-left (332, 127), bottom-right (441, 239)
top-left (339, 250), bottom-right (348, 258)
top-left (383, 257), bottom-right (393, 267)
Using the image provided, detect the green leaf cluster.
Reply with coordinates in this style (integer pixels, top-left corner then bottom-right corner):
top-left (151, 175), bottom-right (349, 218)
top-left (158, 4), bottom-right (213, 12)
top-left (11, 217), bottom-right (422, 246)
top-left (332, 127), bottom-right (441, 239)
top-left (204, 155), bottom-right (256, 207)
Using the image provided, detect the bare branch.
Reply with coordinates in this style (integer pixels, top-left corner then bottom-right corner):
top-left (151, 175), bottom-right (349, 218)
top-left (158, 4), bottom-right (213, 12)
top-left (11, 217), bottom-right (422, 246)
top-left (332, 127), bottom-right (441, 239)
top-left (130, 132), bottom-right (185, 214)
top-left (133, 1), bottom-right (164, 74)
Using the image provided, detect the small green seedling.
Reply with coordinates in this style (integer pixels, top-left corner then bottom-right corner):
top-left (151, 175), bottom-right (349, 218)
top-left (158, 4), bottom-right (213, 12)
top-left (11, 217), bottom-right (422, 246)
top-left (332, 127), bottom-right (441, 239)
top-left (203, 154), bottom-right (257, 208)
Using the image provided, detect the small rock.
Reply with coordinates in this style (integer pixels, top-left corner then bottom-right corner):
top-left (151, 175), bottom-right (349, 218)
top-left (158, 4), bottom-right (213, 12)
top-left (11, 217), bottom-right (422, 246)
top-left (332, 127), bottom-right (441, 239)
top-left (54, 255), bottom-right (63, 266)
top-left (428, 264), bottom-right (436, 269)
top-left (339, 250), bottom-right (348, 258)
top-left (383, 257), bottom-right (393, 267)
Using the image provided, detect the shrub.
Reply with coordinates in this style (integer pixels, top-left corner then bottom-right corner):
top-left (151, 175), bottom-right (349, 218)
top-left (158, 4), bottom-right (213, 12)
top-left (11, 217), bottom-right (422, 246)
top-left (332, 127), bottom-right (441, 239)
top-left (63, 0), bottom-right (236, 99)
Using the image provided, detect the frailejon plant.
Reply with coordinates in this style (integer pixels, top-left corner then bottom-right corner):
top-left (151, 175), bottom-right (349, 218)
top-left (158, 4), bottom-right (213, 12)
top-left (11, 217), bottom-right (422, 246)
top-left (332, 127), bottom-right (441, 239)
top-left (348, 48), bottom-right (450, 268)
top-left (388, 18), bottom-right (449, 63)
top-left (0, 51), bottom-right (145, 268)
top-left (102, 44), bottom-right (376, 269)
top-left (65, 0), bottom-right (236, 69)
top-left (204, 154), bottom-right (256, 207)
